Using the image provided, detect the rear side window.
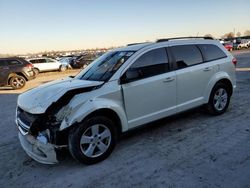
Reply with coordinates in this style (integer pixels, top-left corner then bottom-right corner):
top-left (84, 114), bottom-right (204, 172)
top-left (30, 59), bottom-right (46, 63)
top-left (171, 45), bottom-right (203, 69)
top-left (29, 59), bottom-right (41, 64)
top-left (127, 48), bottom-right (169, 80)
top-left (199, 44), bottom-right (227, 62)
top-left (6, 60), bottom-right (22, 66)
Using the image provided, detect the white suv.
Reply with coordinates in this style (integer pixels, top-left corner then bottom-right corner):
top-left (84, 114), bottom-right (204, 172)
top-left (16, 37), bottom-right (236, 164)
top-left (28, 57), bottom-right (66, 74)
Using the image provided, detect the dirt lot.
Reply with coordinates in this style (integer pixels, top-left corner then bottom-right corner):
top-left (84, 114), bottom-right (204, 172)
top-left (0, 51), bottom-right (250, 188)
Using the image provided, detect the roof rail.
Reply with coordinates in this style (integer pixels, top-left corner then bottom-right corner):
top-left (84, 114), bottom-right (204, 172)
top-left (156, 36), bottom-right (214, 43)
top-left (127, 42), bottom-right (149, 46)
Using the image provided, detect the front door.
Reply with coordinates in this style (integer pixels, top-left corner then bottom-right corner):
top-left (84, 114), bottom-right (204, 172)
top-left (121, 48), bottom-right (177, 128)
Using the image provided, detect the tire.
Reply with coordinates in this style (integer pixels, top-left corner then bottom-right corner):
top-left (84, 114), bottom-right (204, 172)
top-left (10, 75), bottom-right (26, 89)
top-left (69, 116), bottom-right (117, 165)
top-left (33, 68), bottom-right (39, 75)
top-left (59, 65), bottom-right (66, 72)
top-left (206, 83), bottom-right (231, 115)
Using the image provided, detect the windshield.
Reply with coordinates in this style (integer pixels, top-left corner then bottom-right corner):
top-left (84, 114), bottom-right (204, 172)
top-left (79, 51), bottom-right (134, 82)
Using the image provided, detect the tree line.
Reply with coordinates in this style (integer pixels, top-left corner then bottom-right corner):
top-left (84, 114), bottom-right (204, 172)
top-left (205, 30), bottom-right (250, 39)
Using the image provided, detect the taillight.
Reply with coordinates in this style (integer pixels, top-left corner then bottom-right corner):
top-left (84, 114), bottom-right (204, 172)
top-left (26, 63), bottom-right (34, 69)
top-left (232, 58), bottom-right (237, 67)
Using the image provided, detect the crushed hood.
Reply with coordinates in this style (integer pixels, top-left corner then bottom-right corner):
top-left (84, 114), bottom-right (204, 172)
top-left (18, 78), bottom-right (103, 114)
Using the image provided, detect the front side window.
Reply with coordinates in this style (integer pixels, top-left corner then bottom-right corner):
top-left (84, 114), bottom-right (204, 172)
top-left (198, 44), bottom-right (227, 62)
top-left (80, 51), bottom-right (134, 82)
top-left (171, 45), bottom-right (203, 69)
top-left (125, 48), bottom-right (169, 81)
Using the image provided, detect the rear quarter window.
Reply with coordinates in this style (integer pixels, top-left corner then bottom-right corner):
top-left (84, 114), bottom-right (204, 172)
top-left (198, 44), bottom-right (227, 62)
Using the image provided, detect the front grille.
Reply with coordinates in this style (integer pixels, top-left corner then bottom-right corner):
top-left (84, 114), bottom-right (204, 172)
top-left (17, 118), bottom-right (30, 135)
top-left (16, 107), bottom-right (32, 135)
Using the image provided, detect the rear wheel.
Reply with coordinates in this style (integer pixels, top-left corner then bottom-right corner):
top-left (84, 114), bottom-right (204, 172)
top-left (69, 116), bottom-right (117, 164)
top-left (33, 68), bottom-right (39, 75)
top-left (206, 83), bottom-right (231, 115)
top-left (10, 75), bottom-right (26, 89)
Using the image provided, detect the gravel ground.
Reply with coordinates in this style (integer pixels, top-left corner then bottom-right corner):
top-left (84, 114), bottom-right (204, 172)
top-left (0, 51), bottom-right (250, 188)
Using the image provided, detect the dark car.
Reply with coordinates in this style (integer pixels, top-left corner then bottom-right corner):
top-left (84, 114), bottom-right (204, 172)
top-left (0, 57), bottom-right (36, 89)
top-left (70, 54), bottom-right (95, 69)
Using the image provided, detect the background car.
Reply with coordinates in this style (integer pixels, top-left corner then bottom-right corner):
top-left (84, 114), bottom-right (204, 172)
top-left (0, 57), bottom-right (36, 89)
top-left (58, 56), bottom-right (73, 69)
top-left (71, 56), bottom-right (93, 69)
top-left (27, 57), bottom-right (67, 74)
top-left (237, 42), bottom-right (249, 50)
top-left (223, 42), bottom-right (233, 51)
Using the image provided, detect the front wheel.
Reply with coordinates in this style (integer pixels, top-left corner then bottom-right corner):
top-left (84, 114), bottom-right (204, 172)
top-left (10, 75), bottom-right (26, 89)
top-left (69, 116), bottom-right (117, 164)
top-left (206, 83), bottom-right (231, 115)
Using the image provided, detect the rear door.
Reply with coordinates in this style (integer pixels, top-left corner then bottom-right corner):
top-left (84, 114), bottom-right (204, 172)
top-left (121, 48), bottom-right (177, 128)
top-left (170, 45), bottom-right (215, 112)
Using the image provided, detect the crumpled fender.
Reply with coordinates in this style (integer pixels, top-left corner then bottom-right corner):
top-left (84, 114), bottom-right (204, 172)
top-left (59, 98), bottom-right (128, 132)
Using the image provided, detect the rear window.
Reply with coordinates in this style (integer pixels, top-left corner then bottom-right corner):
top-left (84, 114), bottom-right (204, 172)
top-left (198, 44), bottom-right (227, 62)
top-left (171, 45), bottom-right (203, 69)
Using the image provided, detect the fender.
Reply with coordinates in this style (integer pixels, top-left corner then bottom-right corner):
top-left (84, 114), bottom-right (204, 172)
top-left (59, 98), bottom-right (128, 132)
top-left (203, 71), bottom-right (233, 103)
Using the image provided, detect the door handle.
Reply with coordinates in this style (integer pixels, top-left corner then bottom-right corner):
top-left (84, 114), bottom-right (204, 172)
top-left (203, 67), bottom-right (212, 72)
top-left (163, 77), bottom-right (175, 83)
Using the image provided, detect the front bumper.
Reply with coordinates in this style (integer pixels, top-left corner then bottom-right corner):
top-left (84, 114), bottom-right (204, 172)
top-left (18, 132), bottom-right (59, 164)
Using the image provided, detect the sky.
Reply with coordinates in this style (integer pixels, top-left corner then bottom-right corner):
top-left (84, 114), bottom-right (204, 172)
top-left (0, 0), bottom-right (249, 54)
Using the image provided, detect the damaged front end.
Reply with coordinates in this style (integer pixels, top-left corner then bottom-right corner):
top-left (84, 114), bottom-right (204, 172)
top-left (16, 77), bottom-right (104, 164)
top-left (16, 107), bottom-right (67, 164)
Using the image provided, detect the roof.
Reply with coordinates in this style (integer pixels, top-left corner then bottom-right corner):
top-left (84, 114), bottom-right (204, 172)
top-left (115, 38), bottom-right (219, 52)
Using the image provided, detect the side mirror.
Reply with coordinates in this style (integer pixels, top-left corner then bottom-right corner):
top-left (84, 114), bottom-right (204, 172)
top-left (120, 69), bottom-right (139, 84)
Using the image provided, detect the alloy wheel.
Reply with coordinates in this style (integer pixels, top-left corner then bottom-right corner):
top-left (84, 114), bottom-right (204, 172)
top-left (80, 124), bottom-right (112, 158)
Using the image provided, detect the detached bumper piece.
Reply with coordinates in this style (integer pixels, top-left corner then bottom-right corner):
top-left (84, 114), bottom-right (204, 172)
top-left (18, 132), bottom-right (58, 164)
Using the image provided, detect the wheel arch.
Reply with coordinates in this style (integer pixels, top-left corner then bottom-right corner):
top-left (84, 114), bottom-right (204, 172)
top-left (204, 73), bottom-right (234, 103)
top-left (8, 72), bottom-right (28, 84)
top-left (81, 108), bottom-right (122, 136)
